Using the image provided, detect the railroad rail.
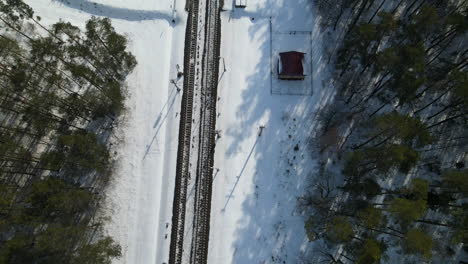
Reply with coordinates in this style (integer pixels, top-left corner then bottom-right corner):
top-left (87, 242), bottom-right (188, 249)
top-left (168, 0), bottom-right (221, 262)
top-left (168, 0), bottom-right (199, 262)
top-left (189, 0), bottom-right (221, 262)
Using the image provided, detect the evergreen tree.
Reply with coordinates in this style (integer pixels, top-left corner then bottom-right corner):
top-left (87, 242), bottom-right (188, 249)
top-left (357, 206), bottom-right (383, 229)
top-left (71, 237), bottom-right (122, 264)
top-left (403, 228), bottom-right (433, 259)
top-left (356, 239), bottom-right (382, 264)
top-left (389, 198), bottom-right (427, 225)
top-left (325, 216), bottom-right (354, 243)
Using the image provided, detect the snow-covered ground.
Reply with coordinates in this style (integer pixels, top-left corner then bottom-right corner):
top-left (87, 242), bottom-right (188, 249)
top-left (27, 0), bottom-right (335, 263)
top-left (25, 0), bottom-right (186, 263)
top-left (208, 0), bottom-right (335, 263)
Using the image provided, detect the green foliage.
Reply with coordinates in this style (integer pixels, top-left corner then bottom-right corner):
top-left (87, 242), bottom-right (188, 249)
top-left (59, 92), bottom-right (90, 121)
top-left (20, 94), bottom-right (56, 136)
top-left (452, 72), bottom-right (468, 106)
top-left (403, 228), bottom-right (433, 258)
top-left (357, 206), bottom-right (382, 229)
top-left (40, 151), bottom-right (65, 171)
top-left (7, 67), bottom-right (27, 92)
top-left (66, 62), bottom-right (98, 84)
top-left (317, 0), bottom-right (468, 262)
top-left (450, 208), bottom-right (468, 244)
top-left (0, 0), bottom-right (33, 22)
top-left (0, 235), bottom-right (35, 264)
top-left (378, 145), bottom-right (419, 173)
top-left (344, 145), bottom-right (419, 178)
top-left (427, 190), bottom-right (453, 209)
top-left (0, 133), bottom-right (17, 154)
top-left (392, 71), bottom-right (426, 104)
top-left (26, 178), bottom-right (93, 223)
top-left (398, 43), bottom-right (426, 71)
top-left (357, 23), bottom-right (378, 43)
top-left (356, 239), bottom-right (382, 264)
top-left (52, 21), bottom-right (80, 38)
top-left (402, 178), bottom-right (429, 200)
top-left (35, 224), bottom-right (87, 258)
top-left (71, 237), bottom-right (122, 264)
top-left (0, 35), bottom-right (20, 55)
top-left (442, 170), bottom-right (468, 196)
top-left (375, 46), bottom-right (399, 71)
top-left (343, 150), bottom-right (366, 177)
top-left (0, 3), bottom-right (135, 263)
top-left (30, 37), bottom-right (64, 62)
top-left (84, 17), bottom-right (137, 79)
top-left (372, 112), bottom-right (432, 147)
top-left (56, 131), bottom-right (110, 174)
top-left (80, 89), bottom-right (110, 119)
top-left (376, 11), bottom-right (398, 34)
top-left (106, 80), bottom-right (125, 116)
top-left (338, 11), bottom-right (400, 70)
top-left (376, 43), bottom-right (426, 72)
top-left (446, 10), bottom-right (468, 33)
top-left (374, 42), bottom-right (427, 103)
top-left (342, 178), bottom-right (382, 198)
top-left (389, 198), bottom-right (427, 225)
top-left (407, 5), bottom-right (439, 40)
top-left (0, 225), bottom-right (120, 264)
top-left (325, 216), bottom-right (354, 243)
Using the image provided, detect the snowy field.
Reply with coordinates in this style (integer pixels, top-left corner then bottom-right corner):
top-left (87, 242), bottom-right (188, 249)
top-left (24, 0), bottom-right (186, 263)
top-left (209, 0), bottom-right (335, 263)
top-left (26, 0), bottom-right (335, 263)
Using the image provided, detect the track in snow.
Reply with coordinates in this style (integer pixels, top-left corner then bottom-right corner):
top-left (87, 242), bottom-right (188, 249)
top-left (168, 0), bottom-right (221, 262)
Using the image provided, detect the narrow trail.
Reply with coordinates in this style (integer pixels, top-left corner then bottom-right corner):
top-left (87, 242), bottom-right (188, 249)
top-left (168, 0), bottom-right (221, 262)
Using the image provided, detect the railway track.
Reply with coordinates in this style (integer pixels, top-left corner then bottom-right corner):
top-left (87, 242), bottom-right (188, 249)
top-left (189, 0), bottom-right (221, 262)
top-left (168, 0), bottom-right (199, 262)
top-left (169, 0), bottom-right (221, 263)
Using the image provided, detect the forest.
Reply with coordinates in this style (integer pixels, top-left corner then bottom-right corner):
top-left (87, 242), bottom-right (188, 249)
top-left (0, 0), bottom-right (136, 263)
top-left (305, 0), bottom-right (467, 263)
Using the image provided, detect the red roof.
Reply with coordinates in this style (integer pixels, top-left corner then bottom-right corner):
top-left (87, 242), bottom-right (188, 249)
top-left (279, 51), bottom-right (305, 78)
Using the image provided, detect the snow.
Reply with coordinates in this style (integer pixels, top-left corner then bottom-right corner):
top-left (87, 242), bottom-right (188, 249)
top-left (272, 32), bottom-right (314, 95)
top-left (24, 0), bottom-right (186, 263)
top-left (175, 0), bottom-right (211, 261)
top-left (27, 0), bottom-right (336, 263)
top-left (209, 0), bottom-right (335, 263)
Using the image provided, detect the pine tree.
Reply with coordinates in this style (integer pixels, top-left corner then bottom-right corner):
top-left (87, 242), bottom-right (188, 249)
top-left (0, 2), bottom-right (136, 263)
top-left (26, 177), bottom-right (93, 223)
top-left (355, 112), bottom-right (432, 149)
top-left (389, 198), bottom-right (427, 225)
top-left (325, 216), bottom-right (354, 243)
top-left (442, 169), bottom-right (468, 196)
top-left (71, 236), bottom-right (122, 264)
top-left (54, 131), bottom-right (110, 177)
top-left (401, 178), bottom-right (429, 200)
top-left (357, 206), bottom-right (383, 229)
top-left (356, 239), bottom-right (382, 264)
top-left (403, 228), bottom-right (433, 259)
top-left (344, 144), bottom-right (419, 178)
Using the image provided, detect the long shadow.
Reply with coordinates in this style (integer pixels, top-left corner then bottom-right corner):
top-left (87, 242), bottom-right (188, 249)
top-left (143, 89), bottom-right (179, 159)
top-left (153, 88), bottom-right (177, 128)
top-left (53, 0), bottom-right (174, 23)
top-left (222, 136), bottom-right (259, 212)
top-left (216, 0), bottom-right (337, 263)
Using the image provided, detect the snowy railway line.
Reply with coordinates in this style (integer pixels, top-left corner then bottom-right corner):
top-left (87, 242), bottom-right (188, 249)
top-left (169, 0), bottom-right (221, 262)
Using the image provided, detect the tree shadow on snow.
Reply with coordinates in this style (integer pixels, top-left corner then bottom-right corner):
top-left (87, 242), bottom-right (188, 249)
top-left (52, 0), bottom-right (174, 23)
top-left (220, 0), bottom-right (337, 263)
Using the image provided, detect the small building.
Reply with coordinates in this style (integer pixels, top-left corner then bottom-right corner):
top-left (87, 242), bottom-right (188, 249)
top-left (278, 51), bottom-right (305, 80)
top-left (235, 0), bottom-right (247, 8)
